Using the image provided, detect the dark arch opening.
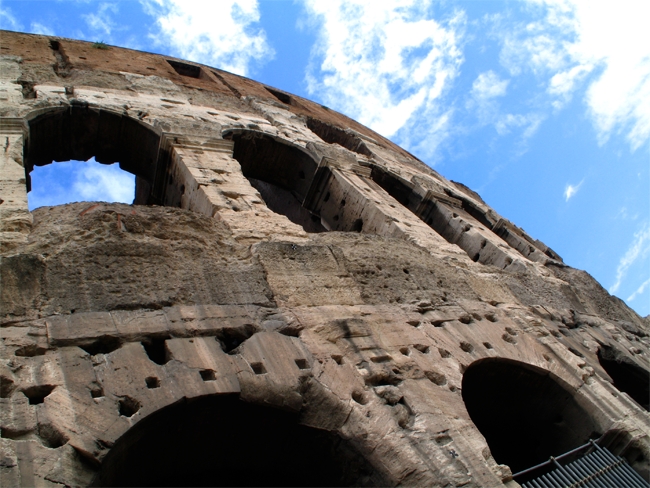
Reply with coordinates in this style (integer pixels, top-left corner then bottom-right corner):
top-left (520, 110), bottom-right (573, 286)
top-left (24, 106), bottom-right (166, 206)
top-left (92, 395), bottom-right (380, 487)
top-left (226, 130), bottom-right (326, 232)
top-left (598, 346), bottom-right (649, 411)
top-left (461, 358), bottom-right (601, 474)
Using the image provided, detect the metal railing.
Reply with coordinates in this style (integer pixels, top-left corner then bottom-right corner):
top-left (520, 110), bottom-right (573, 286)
top-left (513, 440), bottom-right (649, 488)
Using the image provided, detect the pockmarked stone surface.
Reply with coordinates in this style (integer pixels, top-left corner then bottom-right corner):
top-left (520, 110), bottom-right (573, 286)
top-left (0, 30), bottom-right (648, 487)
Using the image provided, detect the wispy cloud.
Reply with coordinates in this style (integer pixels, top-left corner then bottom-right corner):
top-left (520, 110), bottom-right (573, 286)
top-left (82, 3), bottom-right (119, 38)
top-left (472, 70), bottom-right (509, 100)
top-left (497, 0), bottom-right (650, 151)
top-left (141, 0), bottom-right (273, 76)
top-left (610, 221), bottom-right (650, 294)
top-left (74, 162), bottom-right (134, 203)
top-left (563, 179), bottom-right (584, 201)
top-left (627, 277), bottom-right (650, 302)
top-left (30, 22), bottom-right (54, 36)
top-left (303, 0), bottom-right (464, 160)
top-left (28, 160), bottom-right (134, 210)
top-left (0, 4), bottom-right (21, 31)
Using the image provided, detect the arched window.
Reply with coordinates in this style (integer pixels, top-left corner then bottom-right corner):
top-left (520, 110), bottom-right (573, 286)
top-left (461, 358), bottom-right (600, 475)
top-left (598, 346), bottom-right (649, 411)
top-left (24, 106), bottom-right (163, 208)
top-left (226, 130), bottom-right (325, 232)
top-left (92, 395), bottom-right (380, 487)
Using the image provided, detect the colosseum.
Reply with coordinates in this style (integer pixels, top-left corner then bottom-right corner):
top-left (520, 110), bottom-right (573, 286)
top-left (0, 30), bottom-right (648, 487)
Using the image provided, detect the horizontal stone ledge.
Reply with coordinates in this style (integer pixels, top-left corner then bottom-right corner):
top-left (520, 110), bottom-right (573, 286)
top-left (45, 304), bottom-right (271, 347)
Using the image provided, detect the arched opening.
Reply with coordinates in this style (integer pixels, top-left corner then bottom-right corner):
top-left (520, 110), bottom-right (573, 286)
top-left (92, 395), bottom-right (380, 487)
top-left (27, 158), bottom-right (134, 210)
top-left (598, 345), bottom-right (649, 411)
top-left (226, 131), bottom-right (327, 232)
top-left (461, 358), bottom-right (601, 474)
top-left (24, 106), bottom-right (164, 207)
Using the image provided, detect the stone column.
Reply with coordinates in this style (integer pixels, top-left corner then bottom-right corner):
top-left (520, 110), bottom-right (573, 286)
top-left (0, 118), bottom-right (31, 253)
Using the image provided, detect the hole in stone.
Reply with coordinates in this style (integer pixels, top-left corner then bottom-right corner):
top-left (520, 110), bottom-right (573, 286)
top-left (331, 354), bottom-right (343, 365)
top-left (95, 395), bottom-right (382, 487)
top-left (425, 371), bottom-right (447, 386)
top-left (119, 396), bottom-right (141, 418)
top-left (79, 336), bottom-right (123, 356)
top-left (458, 315), bottom-right (472, 325)
top-left (351, 390), bottom-right (368, 405)
top-left (199, 370), bottom-right (216, 382)
top-left (413, 344), bottom-right (430, 354)
top-left (483, 342), bottom-right (493, 349)
top-left (22, 385), bottom-right (55, 405)
top-left (484, 313), bottom-right (498, 322)
top-left (399, 347), bottom-right (410, 356)
top-left (551, 330), bottom-right (561, 338)
top-left (295, 359), bottom-right (309, 370)
top-left (460, 342), bottom-right (474, 353)
top-left (324, 192), bottom-right (330, 202)
top-left (370, 355), bottom-right (392, 363)
top-left (250, 362), bottom-right (266, 375)
top-left (340, 199), bottom-right (346, 207)
top-left (403, 268), bottom-right (409, 274)
top-left (14, 344), bottom-right (47, 357)
top-left (439, 348), bottom-right (451, 358)
top-left (38, 423), bottom-right (68, 448)
top-left (462, 358), bottom-right (601, 474)
top-left (352, 218), bottom-right (364, 232)
top-left (214, 324), bottom-right (258, 353)
top-left (167, 59), bottom-right (202, 78)
top-left (597, 346), bottom-right (649, 411)
top-left (333, 215), bottom-right (339, 221)
top-left (568, 347), bottom-right (584, 358)
top-left (505, 327), bottom-right (518, 336)
top-left (142, 338), bottom-right (170, 365)
top-left (502, 334), bottom-right (517, 345)
top-left (265, 87), bottom-right (291, 104)
top-left (145, 377), bottom-right (160, 389)
top-left (90, 386), bottom-right (104, 398)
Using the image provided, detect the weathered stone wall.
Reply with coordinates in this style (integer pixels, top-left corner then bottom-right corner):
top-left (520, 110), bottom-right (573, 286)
top-left (0, 31), bottom-right (648, 487)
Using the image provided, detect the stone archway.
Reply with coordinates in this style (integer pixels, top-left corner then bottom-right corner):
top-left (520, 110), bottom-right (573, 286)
top-left (92, 395), bottom-right (379, 487)
top-left (24, 106), bottom-right (165, 206)
top-left (461, 358), bottom-right (601, 474)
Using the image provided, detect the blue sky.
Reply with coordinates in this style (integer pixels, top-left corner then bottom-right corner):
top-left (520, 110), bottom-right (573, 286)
top-left (1, 0), bottom-right (648, 316)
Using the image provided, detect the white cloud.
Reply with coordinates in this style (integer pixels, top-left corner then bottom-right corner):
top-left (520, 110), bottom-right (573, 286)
top-left (0, 4), bottom-right (21, 31)
top-left (141, 0), bottom-right (273, 76)
top-left (563, 178), bottom-right (584, 201)
top-left (610, 222), bottom-right (650, 294)
top-left (82, 3), bottom-right (119, 38)
top-left (74, 162), bottom-right (135, 203)
top-left (627, 277), bottom-right (650, 302)
top-left (499, 0), bottom-right (650, 150)
top-left (303, 0), bottom-right (464, 159)
top-left (472, 71), bottom-right (509, 100)
top-left (30, 22), bottom-right (54, 36)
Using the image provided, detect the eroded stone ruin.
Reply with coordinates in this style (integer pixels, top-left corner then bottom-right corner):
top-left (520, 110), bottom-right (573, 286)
top-left (0, 31), bottom-right (648, 487)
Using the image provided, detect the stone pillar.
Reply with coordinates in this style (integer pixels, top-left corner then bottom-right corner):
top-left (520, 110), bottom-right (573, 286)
top-left (162, 132), bottom-right (310, 243)
top-left (0, 118), bottom-right (31, 253)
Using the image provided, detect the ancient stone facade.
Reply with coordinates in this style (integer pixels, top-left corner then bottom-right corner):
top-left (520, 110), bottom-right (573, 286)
top-left (0, 31), bottom-right (648, 487)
